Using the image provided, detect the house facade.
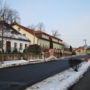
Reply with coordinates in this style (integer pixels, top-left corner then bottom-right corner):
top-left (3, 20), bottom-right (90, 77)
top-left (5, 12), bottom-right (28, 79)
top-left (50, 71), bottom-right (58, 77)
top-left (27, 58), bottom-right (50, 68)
top-left (35, 31), bottom-right (50, 49)
top-left (0, 22), bottom-right (30, 53)
top-left (75, 46), bottom-right (87, 55)
top-left (12, 23), bottom-right (38, 45)
top-left (12, 23), bottom-right (64, 50)
top-left (50, 35), bottom-right (64, 49)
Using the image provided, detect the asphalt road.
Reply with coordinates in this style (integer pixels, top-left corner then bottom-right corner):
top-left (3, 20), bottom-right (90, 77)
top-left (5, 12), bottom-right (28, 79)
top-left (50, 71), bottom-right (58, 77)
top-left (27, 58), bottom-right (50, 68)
top-left (0, 55), bottom-right (89, 90)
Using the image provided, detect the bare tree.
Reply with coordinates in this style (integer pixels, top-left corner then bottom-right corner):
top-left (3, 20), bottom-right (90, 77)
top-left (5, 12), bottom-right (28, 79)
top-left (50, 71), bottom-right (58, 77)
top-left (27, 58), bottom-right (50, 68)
top-left (0, 0), bottom-right (20, 63)
top-left (63, 42), bottom-right (70, 51)
top-left (27, 24), bottom-right (36, 30)
top-left (0, 0), bottom-right (20, 24)
top-left (36, 22), bottom-right (45, 31)
top-left (51, 30), bottom-right (61, 37)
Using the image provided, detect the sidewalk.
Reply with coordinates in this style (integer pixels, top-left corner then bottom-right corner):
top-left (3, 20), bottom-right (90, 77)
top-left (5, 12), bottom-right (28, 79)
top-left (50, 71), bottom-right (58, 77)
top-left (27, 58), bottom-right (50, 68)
top-left (69, 67), bottom-right (90, 90)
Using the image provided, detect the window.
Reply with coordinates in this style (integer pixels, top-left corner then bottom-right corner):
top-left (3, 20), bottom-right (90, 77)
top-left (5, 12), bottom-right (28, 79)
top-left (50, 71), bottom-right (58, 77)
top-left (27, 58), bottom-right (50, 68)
top-left (14, 43), bottom-right (17, 49)
top-left (20, 43), bottom-right (23, 50)
top-left (25, 44), bottom-right (27, 49)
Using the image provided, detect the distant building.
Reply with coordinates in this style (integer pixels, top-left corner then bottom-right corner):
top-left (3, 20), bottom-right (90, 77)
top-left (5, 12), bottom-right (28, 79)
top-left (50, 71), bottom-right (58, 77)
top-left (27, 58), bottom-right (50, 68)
top-left (87, 46), bottom-right (90, 54)
top-left (11, 23), bottom-right (64, 50)
top-left (0, 22), bottom-right (30, 53)
top-left (75, 46), bottom-right (87, 55)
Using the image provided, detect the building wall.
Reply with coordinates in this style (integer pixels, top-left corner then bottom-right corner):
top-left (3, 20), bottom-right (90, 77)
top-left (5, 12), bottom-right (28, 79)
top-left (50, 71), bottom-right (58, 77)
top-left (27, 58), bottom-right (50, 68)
top-left (12, 24), bottom-right (64, 50)
top-left (53, 43), bottom-right (63, 49)
top-left (87, 49), bottom-right (90, 54)
top-left (38, 39), bottom-right (50, 49)
top-left (52, 38), bottom-right (59, 43)
top-left (42, 34), bottom-right (49, 40)
top-left (12, 25), bottom-right (38, 44)
top-left (12, 25), bottom-right (51, 48)
top-left (0, 37), bottom-right (30, 53)
top-left (51, 37), bottom-right (63, 49)
top-left (75, 49), bottom-right (87, 55)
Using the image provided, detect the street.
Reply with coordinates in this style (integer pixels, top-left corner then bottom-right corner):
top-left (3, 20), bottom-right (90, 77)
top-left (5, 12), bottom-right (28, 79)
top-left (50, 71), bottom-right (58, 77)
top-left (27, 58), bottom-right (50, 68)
top-left (0, 55), bottom-right (89, 90)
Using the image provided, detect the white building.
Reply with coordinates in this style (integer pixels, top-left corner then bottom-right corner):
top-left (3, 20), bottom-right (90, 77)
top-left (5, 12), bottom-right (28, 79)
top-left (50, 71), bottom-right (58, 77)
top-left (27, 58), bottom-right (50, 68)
top-left (0, 22), bottom-right (30, 53)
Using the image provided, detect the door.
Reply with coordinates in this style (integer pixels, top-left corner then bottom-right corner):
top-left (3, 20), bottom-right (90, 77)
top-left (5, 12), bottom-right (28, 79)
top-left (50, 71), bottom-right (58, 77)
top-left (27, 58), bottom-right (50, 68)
top-left (6, 41), bottom-right (11, 53)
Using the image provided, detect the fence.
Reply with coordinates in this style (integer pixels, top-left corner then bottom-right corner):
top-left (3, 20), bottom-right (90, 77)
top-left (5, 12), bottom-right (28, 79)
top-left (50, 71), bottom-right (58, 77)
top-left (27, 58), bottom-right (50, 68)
top-left (0, 51), bottom-right (72, 61)
top-left (0, 53), bottom-right (43, 61)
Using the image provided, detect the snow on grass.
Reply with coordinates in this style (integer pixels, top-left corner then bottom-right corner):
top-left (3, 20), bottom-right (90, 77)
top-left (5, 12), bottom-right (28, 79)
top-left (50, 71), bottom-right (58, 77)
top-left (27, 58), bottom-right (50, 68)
top-left (0, 56), bottom-right (58, 68)
top-left (2, 60), bottom-right (28, 65)
top-left (26, 60), bottom-right (90, 90)
top-left (0, 60), bottom-right (29, 68)
top-left (0, 55), bottom-right (77, 68)
top-left (45, 55), bottom-right (57, 61)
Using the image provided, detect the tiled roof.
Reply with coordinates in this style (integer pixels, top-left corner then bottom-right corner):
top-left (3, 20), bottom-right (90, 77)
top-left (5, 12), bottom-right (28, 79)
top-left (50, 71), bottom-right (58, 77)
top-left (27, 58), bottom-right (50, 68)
top-left (12, 22), bottom-right (34, 34)
top-left (75, 46), bottom-right (85, 51)
top-left (12, 23), bottom-right (62, 41)
top-left (0, 22), bottom-right (29, 41)
top-left (49, 35), bottom-right (62, 41)
top-left (12, 23), bottom-right (49, 36)
top-left (12, 23), bottom-right (46, 35)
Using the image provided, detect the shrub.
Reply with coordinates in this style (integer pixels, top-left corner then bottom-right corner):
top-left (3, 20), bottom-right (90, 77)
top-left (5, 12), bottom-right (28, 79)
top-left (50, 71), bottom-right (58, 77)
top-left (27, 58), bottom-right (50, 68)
top-left (12, 48), bottom-right (19, 53)
top-left (25, 44), bottom-right (42, 54)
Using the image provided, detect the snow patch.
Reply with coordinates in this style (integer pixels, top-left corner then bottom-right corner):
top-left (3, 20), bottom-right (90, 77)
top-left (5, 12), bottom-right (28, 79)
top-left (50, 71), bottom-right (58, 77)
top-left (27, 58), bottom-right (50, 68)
top-left (0, 31), bottom-right (29, 40)
top-left (0, 60), bottom-right (29, 68)
top-left (45, 56), bottom-right (57, 61)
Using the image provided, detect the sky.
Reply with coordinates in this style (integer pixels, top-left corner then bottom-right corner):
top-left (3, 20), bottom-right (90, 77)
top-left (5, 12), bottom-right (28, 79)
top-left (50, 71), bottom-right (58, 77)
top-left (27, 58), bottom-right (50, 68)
top-left (5, 0), bottom-right (90, 47)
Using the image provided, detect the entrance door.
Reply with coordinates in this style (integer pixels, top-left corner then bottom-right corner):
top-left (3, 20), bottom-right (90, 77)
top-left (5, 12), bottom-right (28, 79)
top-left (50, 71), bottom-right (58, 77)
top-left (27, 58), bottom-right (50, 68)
top-left (6, 41), bottom-right (11, 53)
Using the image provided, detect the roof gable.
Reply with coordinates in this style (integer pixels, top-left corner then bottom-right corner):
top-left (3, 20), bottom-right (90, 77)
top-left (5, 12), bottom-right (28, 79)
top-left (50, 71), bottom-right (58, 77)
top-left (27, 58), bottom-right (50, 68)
top-left (12, 23), bottom-right (63, 41)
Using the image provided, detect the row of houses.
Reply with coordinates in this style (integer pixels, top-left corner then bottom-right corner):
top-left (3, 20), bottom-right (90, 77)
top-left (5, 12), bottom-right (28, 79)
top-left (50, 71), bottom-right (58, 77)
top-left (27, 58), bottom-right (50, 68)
top-left (12, 23), bottom-right (64, 49)
top-left (0, 21), bottom-right (64, 53)
top-left (74, 45), bottom-right (90, 55)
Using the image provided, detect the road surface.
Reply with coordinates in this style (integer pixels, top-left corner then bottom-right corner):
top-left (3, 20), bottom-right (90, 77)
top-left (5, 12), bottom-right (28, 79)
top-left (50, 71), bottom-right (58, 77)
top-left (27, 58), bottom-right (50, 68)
top-left (0, 55), bottom-right (89, 90)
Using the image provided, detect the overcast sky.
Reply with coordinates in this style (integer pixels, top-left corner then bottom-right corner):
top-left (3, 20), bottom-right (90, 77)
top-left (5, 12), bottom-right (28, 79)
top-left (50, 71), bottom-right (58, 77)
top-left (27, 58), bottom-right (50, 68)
top-left (6, 0), bottom-right (90, 47)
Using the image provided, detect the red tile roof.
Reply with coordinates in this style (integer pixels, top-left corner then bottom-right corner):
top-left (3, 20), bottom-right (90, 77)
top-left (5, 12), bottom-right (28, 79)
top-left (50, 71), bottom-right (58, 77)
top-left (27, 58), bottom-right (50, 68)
top-left (49, 35), bottom-right (62, 41)
top-left (12, 22), bottom-right (35, 34)
top-left (11, 23), bottom-right (62, 41)
top-left (75, 46), bottom-right (85, 51)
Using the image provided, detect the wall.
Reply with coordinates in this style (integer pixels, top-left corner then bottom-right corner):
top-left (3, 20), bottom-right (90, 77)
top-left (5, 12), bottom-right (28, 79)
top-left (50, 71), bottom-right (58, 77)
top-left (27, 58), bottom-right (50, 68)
top-left (38, 39), bottom-right (50, 48)
top-left (12, 25), bottom-right (38, 44)
top-left (0, 37), bottom-right (30, 53)
top-left (12, 25), bottom-right (64, 50)
top-left (75, 49), bottom-right (87, 55)
top-left (52, 38), bottom-right (59, 43)
top-left (42, 34), bottom-right (49, 40)
top-left (53, 43), bottom-right (63, 49)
